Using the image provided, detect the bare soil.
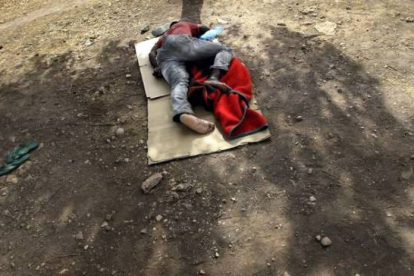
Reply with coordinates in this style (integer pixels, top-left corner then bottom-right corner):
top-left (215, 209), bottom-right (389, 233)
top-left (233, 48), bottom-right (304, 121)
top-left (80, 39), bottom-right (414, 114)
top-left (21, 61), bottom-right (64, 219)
top-left (1, 0), bottom-right (414, 275)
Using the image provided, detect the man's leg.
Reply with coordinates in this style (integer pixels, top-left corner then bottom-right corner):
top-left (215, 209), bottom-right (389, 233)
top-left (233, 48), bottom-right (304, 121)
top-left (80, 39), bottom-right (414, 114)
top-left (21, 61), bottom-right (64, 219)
top-left (186, 39), bottom-right (234, 91)
top-left (160, 60), bottom-right (215, 134)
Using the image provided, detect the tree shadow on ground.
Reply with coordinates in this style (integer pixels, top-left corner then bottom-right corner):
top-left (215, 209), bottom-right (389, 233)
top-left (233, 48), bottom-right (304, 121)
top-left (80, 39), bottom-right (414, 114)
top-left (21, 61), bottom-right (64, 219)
top-left (195, 25), bottom-right (414, 275)
top-left (1, 3), bottom-right (414, 276)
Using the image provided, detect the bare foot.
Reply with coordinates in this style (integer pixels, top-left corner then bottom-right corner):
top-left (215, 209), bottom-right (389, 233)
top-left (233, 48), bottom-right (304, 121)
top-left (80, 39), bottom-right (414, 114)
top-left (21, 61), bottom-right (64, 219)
top-left (180, 114), bottom-right (215, 134)
top-left (204, 79), bottom-right (231, 92)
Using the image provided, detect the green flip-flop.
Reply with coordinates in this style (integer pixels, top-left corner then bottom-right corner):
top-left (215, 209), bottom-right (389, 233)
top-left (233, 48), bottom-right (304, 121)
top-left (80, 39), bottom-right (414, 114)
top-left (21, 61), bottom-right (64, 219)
top-left (6, 140), bottom-right (39, 163)
top-left (0, 154), bottom-right (30, 177)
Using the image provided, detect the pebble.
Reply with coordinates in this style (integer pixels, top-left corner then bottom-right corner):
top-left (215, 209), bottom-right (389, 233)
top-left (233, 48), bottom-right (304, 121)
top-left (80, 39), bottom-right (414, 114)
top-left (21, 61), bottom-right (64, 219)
top-left (231, 197), bottom-right (237, 203)
top-left (400, 168), bottom-right (413, 181)
top-left (84, 39), bottom-right (94, 46)
top-left (173, 184), bottom-right (187, 191)
top-left (217, 18), bottom-right (228, 24)
top-left (294, 116), bottom-right (303, 122)
top-left (199, 269), bottom-right (206, 275)
top-left (156, 215), bottom-right (163, 222)
top-left (315, 235), bottom-right (321, 241)
top-left (196, 188), bottom-right (203, 194)
top-left (101, 222), bottom-right (111, 231)
top-left (309, 196), bottom-right (317, 202)
top-left (125, 74), bottom-right (132, 79)
top-left (6, 175), bottom-right (18, 184)
top-left (405, 17), bottom-right (414, 23)
top-left (74, 231), bottom-right (84, 241)
top-left (141, 173), bottom-right (163, 194)
top-left (315, 21), bottom-right (337, 35)
top-left (116, 128), bottom-right (125, 136)
top-left (140, 228), bottom-right (147, 234)
top-left (321, 237), bottom-right (332, 247)
top-left (141, 25), bottom-right (150, 34)
top-left (308, 168), bottom-right (313, 174)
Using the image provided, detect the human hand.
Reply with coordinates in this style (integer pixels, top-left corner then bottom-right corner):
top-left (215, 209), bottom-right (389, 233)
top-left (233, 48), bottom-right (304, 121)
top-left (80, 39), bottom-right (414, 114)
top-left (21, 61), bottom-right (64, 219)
top-left (153, 67), bottom-right (162, 78)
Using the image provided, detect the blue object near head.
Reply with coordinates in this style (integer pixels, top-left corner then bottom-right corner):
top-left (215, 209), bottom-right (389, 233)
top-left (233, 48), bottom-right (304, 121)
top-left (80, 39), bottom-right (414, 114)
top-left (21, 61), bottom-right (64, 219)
top-left (200, 26), bottom-right (223, 41)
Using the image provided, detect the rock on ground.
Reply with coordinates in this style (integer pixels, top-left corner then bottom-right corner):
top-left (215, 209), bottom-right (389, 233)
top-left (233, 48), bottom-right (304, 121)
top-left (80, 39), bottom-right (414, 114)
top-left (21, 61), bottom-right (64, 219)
top-left (141, 173), bottom-right (163, 193)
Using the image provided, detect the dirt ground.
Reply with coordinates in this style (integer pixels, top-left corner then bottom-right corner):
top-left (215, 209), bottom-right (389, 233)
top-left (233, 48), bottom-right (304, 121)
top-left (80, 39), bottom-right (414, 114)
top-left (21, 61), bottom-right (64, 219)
top-left (1, 0), bottom-right (414, 275)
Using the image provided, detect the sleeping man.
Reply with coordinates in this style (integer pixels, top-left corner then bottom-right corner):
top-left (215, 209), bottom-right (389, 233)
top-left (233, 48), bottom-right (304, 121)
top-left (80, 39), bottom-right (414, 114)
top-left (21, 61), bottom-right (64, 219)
top-left (149, 20), bottom-right (233, 134)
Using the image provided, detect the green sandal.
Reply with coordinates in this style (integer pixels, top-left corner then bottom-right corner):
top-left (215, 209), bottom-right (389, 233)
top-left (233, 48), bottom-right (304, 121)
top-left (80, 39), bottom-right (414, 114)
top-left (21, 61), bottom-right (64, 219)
top-left (0, 140), bottom-right (38, 177)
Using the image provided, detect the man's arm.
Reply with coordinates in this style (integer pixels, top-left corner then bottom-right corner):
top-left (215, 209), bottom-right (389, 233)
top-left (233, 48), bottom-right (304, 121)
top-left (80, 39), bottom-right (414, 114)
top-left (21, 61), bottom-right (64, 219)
top-left (149, 39), bottom-right (162, 77)
top-left (149, 44), bottom-right (159, 68)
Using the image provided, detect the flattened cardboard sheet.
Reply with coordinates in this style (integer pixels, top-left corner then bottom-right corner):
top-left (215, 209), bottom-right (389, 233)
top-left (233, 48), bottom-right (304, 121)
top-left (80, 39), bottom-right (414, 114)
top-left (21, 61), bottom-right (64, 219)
top-left (135, 39), bottom-right (271, 164)
top-left (135, 38), bottom-right (159, 67)
top-left (135, 38), bottom-right (171, 99)
top-left (140, 64), bottom-right (170, 99)
top-left (147, 96), bottom-right (271, 165)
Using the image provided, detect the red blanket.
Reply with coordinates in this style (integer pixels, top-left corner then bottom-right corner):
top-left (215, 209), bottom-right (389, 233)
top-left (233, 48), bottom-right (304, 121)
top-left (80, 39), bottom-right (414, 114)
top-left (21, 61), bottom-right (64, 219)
top-left (187, 58), bottom-right (268, 139)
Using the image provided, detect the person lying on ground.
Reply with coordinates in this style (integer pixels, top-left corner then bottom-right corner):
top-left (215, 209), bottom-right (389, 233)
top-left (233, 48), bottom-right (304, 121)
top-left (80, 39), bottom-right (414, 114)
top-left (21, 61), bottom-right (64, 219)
top-left (149, 19), bottom-right (234, 134)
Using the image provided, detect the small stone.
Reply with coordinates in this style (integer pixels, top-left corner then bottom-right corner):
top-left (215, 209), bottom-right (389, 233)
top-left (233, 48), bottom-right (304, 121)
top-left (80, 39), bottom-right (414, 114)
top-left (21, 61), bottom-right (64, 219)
top-left (199, 269), bottom-right (206, 275)
top-left (294, 115), bottom-right (303, 122)
top-left (59, 268), bottom-right (69, 274)
top-left (231, 197), bottom-right (237, 203)
top-left (156, 215), bottom-right (163, 222)
top-left (277, 22), bottom-right (286, 26)
top-left (217, 18), bottom-right (228, 24)
top-left (127, 104), bottom-right (133, 110)
top-left (400, 168), bottom-right (413, 181)
top-left (116, 128), bottom-right (125, 136)
top-left (174, 184), bottom-right (186, 191)
top-left (315, 235), bottom-right (322, 241)
top-left (141, 25), bottom-right (150, 34)
top-left (315, 21), bottom-right (337, 35)
top-left (214, 252), bottom-right (220, 258)
top-left (309, 196), bottom-right (317, 202)
top-left (410, 155), bottom-right (414, 160)
top-left (141, 173), bottom-right (163, 194)
top-left (125, 74), bottom-right (132, 79)
top-left (84, 245), bottom-right (89, 250)
top-left (106, 214), bottom-right (113, 221)
top-left (405, 17), bottom-right (414, 23)
top-left (84, 39), bottom-right (94, 46)
top-left (74, 231), bottom-right (84, 241)
top-left (77, 112), bottom-right (88, 118)
top-left (140, 228), bottom-right (147, 234)
top-left (355, 274), bottom-right (361, 276)
top-left (320, 237), bottom-right (332, 247)
top-left (101, 221), bottom-right (111, 231)
top-left (307, 168), bottom-right (313, 174)
top-left (196, 188), bottom-right (203, 194)
top-left (6, 175), bottom-right (18, 184)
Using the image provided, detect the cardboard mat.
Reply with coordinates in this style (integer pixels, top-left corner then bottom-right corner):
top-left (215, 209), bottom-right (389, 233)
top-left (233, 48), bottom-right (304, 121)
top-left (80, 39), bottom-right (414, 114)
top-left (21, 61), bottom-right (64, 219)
top-left (135, 39), bottom-right (271, 165)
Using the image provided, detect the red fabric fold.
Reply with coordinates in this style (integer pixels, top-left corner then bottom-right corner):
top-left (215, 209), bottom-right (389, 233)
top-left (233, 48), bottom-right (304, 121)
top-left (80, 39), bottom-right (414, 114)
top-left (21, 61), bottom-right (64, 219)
top-left (188, 58), bottom-right (268, 139)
